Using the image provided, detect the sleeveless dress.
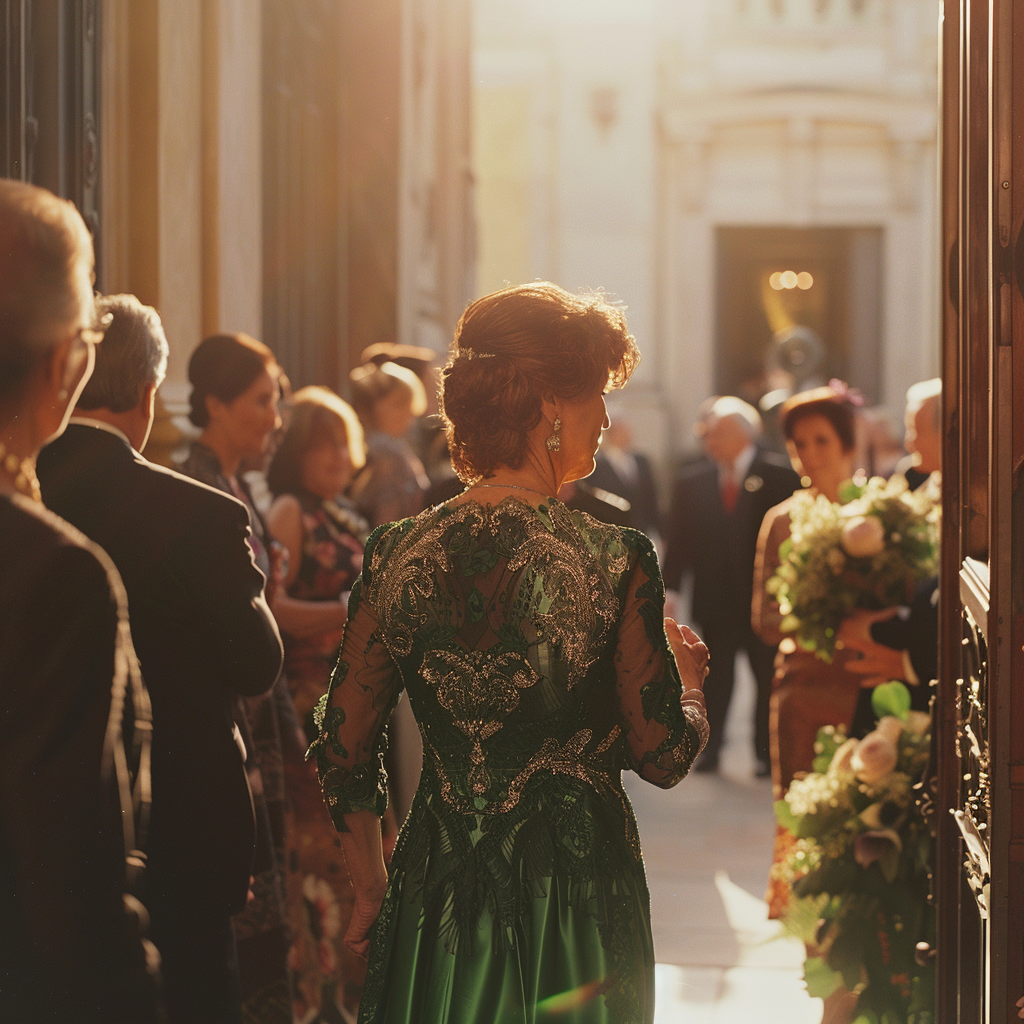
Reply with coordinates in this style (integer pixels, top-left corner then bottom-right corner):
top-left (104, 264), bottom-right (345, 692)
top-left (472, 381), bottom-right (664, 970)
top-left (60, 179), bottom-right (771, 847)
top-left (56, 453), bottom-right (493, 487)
top-left (279, 496), bottom-right (371, 1022)
top-left (310, 497), bottom-right (709, 1024)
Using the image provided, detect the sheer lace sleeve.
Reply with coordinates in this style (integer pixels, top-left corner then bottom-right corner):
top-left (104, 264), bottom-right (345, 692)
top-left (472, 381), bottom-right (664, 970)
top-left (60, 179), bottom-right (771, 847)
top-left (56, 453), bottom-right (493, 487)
top-left (614, 532), bottom-right (709, 788)
top-left (308, 527), bottom-right (403, 832)
top-left (751, 500), bottom-right (793, 647)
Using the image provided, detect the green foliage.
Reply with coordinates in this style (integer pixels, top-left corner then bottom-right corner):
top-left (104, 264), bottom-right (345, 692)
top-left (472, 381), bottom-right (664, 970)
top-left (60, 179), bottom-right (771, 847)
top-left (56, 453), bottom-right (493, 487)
top-left (872, 681), bottom-right (911, 720)
top-left (804, 956), bottom-right (844, 999)
top-left (778, 721), bottom-right (935, 1022)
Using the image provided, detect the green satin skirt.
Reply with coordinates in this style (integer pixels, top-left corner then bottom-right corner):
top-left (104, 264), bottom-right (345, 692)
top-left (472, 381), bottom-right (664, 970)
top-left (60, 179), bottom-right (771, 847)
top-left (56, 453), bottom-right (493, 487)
top-left (358, 867), bottom-right (656, 1024)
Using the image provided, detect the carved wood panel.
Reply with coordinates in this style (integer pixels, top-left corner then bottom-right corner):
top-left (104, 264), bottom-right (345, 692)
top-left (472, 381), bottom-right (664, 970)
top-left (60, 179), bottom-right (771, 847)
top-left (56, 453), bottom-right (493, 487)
top-left (0, 0), bottom-right (103, 279)
top-left (937, 1), bottom-right (1024, 1021)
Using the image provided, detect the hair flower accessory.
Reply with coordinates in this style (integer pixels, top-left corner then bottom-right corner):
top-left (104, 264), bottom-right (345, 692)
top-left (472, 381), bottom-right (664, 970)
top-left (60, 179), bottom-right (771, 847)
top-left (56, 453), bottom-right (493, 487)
top-left (828, 379), bottom-right (865, 406)
top-left (458, 347), bottom-right (497, 361)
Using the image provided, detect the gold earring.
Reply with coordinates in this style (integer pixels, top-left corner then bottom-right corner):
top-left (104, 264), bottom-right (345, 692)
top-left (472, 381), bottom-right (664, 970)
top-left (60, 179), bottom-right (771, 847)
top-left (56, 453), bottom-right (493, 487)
top-left (546, 416), bottom-right (562, 452)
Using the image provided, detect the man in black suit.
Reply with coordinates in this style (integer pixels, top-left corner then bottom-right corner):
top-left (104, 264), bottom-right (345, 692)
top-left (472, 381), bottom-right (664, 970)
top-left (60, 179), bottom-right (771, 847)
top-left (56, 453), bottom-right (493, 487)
top-left (662, 397), bottom-right (800, 775)
top-left (37, 295), bottom-right (284, 1024)
top-left (586, 413), bottom-right (660, 538)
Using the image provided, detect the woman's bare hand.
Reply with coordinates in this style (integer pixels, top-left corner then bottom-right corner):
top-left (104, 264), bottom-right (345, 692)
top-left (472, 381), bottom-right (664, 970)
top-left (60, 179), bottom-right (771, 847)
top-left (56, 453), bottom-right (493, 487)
top-left (665, 618), bottom-right (709, 692)
top-left (344, 884), bottom-right (387, 959)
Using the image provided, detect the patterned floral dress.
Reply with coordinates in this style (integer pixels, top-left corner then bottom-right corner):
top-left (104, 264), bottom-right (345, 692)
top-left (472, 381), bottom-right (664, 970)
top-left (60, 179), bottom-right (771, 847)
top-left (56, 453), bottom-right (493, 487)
top-left (310, 497), bottom-right (709, 1024)
top-left (280, 496), bottom-right (369, 1023)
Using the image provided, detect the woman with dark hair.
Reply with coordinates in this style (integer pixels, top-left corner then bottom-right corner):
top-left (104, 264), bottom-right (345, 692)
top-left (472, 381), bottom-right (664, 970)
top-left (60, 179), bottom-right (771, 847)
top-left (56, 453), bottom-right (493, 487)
top-left (180, 332), bottom-right (302, 1021)
top-left (751, 384), bottom-right (865, 922)
top-left (0, 180), bottom-right (157, 1021)
top-left (264, 386), bottom-right (377, 1022)
top-left (308, 282), bottom-right (711, 1024)
top-left (347, 361), bottom-right (429, 528)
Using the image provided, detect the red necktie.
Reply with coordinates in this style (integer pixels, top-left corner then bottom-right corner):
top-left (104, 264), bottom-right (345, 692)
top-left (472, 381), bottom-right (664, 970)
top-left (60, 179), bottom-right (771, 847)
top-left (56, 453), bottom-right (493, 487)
top-left (721, 475), bottom-right (738, 514)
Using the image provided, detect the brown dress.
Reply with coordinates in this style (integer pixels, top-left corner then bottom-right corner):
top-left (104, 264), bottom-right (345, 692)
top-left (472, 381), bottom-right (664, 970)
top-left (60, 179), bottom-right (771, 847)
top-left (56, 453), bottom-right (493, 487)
top-left (751, 494), bottom-right (863, 917)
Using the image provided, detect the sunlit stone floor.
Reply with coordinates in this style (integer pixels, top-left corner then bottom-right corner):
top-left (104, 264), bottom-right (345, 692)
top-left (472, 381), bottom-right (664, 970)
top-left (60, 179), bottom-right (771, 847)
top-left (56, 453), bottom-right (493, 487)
top-left (625, 656), bottom-right (823, 1024)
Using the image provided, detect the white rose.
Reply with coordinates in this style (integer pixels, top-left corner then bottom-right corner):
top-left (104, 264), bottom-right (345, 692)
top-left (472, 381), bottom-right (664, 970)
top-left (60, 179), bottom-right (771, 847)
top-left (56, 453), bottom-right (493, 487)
top-left (841, 515), bottom-right (886, 558)
top-left (850, 716), bottom-right (902, 785)
top-left (829, 737), bottom-right (859, 773)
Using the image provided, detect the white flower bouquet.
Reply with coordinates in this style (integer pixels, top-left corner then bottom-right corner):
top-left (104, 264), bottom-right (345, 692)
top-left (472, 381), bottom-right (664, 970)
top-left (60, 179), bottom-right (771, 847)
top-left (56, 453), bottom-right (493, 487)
top-left (766, 475), bottom-right (939, 661)
top-left (774, 683), bottom-right (935, 1023)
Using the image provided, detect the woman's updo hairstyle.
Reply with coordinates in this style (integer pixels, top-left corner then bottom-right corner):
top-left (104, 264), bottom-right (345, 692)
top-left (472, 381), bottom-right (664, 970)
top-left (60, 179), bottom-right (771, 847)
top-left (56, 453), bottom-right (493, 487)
top-left (441, 282), bottom-right (639, 483)
top-left (779, 382), bottom-right (859, 453)
top-left (348, 360), bottom-right (428, 426)
top-left (188, 332), bottom-right (280, 428)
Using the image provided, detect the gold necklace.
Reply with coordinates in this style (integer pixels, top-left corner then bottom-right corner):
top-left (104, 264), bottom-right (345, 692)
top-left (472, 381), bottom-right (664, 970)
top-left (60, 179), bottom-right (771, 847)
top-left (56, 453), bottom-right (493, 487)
top-left (466, 482), bottom-right (555, 501)
top-left (0, 441), bottom-right (41, 502)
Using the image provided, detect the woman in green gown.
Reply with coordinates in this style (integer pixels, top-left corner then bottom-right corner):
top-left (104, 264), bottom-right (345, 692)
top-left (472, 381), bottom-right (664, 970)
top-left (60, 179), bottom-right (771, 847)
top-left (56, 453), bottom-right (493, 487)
top-left (309, 283), bottom-right (711, 1024)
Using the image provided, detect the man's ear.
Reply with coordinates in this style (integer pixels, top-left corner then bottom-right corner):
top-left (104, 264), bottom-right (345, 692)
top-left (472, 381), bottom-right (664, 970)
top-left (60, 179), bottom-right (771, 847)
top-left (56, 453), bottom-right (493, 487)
top-left (140, 381), bottom-right (158, 417)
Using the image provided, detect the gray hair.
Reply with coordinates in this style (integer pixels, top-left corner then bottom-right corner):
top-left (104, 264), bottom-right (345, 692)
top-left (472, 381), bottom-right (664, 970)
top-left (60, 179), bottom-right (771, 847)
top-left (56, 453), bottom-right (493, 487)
top-left (706, 395), bottom-right (762, 438)
top-left (0, 180), bottom-right (94, 402)
top-left (905, 377), bottom-right (941, 433)
top-left (76, 294), bottom-right (168, 413)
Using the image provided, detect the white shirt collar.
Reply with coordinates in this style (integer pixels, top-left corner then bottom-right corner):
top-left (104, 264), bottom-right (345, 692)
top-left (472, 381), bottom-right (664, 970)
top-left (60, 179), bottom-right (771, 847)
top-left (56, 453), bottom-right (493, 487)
top-left (719, 443), bottom-right (756, 484)
top-left (69, 416), bottom-right (136, 452)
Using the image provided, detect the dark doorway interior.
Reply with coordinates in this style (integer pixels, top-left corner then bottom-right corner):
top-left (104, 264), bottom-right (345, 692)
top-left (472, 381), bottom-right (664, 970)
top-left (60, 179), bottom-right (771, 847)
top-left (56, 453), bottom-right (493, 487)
top-left (714, 225), bottom-right (883, 405)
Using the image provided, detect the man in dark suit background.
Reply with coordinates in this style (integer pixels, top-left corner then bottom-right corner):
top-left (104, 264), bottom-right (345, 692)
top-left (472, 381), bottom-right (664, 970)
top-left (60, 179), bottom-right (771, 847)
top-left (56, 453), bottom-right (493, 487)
top-left (662, 397), bottom-right (800, 775)
top-left (586, 410), bottom-right (660, 538)
top-left (37, 295), bottom-right (284, 1024)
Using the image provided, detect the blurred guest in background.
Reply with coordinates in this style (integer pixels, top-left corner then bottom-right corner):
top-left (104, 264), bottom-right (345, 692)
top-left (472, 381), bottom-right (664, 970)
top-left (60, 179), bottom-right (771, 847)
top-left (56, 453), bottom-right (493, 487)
top-left (586, 406), bottom-right (660, 540)
top-left (348, 361), bottom-right (429, 527)
top-left (265, 386), bottom-right (377, 1021)
top-left (840, 378), bottom-right (942, 737)
top-left (360, 342), bottom-right (448, 480)
top-left (179, 333), bottom-right (303, 1020)
top-left (893, 377), bottom-right (942, 492)
top-left (0, 180), bottom-right (158, 1022)
top-left (663, 397), bottom-right (800, 776)
top-left (752, 385), bottom-right (865, 917)
top-left (38, 298), bottom-right (285, 1024)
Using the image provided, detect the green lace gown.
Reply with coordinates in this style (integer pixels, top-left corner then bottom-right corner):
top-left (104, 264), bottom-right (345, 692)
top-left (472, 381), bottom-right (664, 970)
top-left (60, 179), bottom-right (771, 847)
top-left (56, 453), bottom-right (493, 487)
top-left (309, 497), bottom-right (708, 1024)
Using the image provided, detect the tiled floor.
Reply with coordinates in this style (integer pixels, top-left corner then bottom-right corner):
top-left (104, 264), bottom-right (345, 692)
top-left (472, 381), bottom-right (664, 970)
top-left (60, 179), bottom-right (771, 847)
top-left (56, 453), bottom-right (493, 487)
top-left (624, 655), bottom-right (823, 1024)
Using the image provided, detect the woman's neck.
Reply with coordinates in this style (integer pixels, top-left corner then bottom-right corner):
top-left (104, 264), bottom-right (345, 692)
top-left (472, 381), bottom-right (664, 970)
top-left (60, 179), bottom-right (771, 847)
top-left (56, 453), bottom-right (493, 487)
top-left (468, 462), bottom-right (562, 501)
top-left (810, 471), bottom-right (850, 504)
top-left (198, 428), bottom-right (242, 479)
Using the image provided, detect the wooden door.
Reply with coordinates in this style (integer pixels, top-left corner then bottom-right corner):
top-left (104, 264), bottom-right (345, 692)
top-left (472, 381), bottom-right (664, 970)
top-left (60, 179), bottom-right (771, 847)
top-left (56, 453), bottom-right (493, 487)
top-left (936, 0), bottom-right (1024, 1020)
top-left (0, 0), bottom-right (102, 277)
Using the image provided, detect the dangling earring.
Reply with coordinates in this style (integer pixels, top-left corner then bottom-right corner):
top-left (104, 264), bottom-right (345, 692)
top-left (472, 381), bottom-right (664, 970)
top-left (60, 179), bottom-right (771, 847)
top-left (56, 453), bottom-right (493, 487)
top-left (546, 416), bottom-right (562, 452)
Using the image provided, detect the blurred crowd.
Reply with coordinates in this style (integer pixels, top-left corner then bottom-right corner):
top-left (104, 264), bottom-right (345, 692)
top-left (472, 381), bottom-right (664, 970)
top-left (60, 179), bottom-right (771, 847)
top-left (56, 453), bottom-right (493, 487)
top-left (0, 179), bottom-right (941, 1024)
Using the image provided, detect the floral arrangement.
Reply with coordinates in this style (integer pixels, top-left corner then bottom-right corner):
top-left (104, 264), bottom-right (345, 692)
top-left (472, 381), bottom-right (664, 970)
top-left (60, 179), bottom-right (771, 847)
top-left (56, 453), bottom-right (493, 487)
top-left (774, 683), bottom-right (934, 1024)
top-left (766, 474), bottom-right (939, 661)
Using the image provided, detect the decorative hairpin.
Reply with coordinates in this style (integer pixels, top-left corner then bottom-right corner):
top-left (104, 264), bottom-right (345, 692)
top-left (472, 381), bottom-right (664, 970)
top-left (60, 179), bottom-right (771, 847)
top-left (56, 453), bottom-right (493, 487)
top-left (828, 379), bottom-right (865, 407)
top-left (458, 347), bottom-right (497, 361)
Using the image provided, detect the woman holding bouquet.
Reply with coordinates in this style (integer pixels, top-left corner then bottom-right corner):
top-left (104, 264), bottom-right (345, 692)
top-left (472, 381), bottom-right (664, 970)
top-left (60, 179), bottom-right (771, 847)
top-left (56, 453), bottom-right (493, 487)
top-left (751, 385), bottom-right (865, 919)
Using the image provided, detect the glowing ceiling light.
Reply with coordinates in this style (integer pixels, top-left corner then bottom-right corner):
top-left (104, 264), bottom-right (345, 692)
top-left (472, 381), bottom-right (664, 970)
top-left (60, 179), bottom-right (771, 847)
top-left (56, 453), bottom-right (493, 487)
top-left (780, 270), bottom-right (798, 289)
top-left (769, 272), bottom-right (784, 290)
top-left (796, 271), bottom-right (814, 290)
